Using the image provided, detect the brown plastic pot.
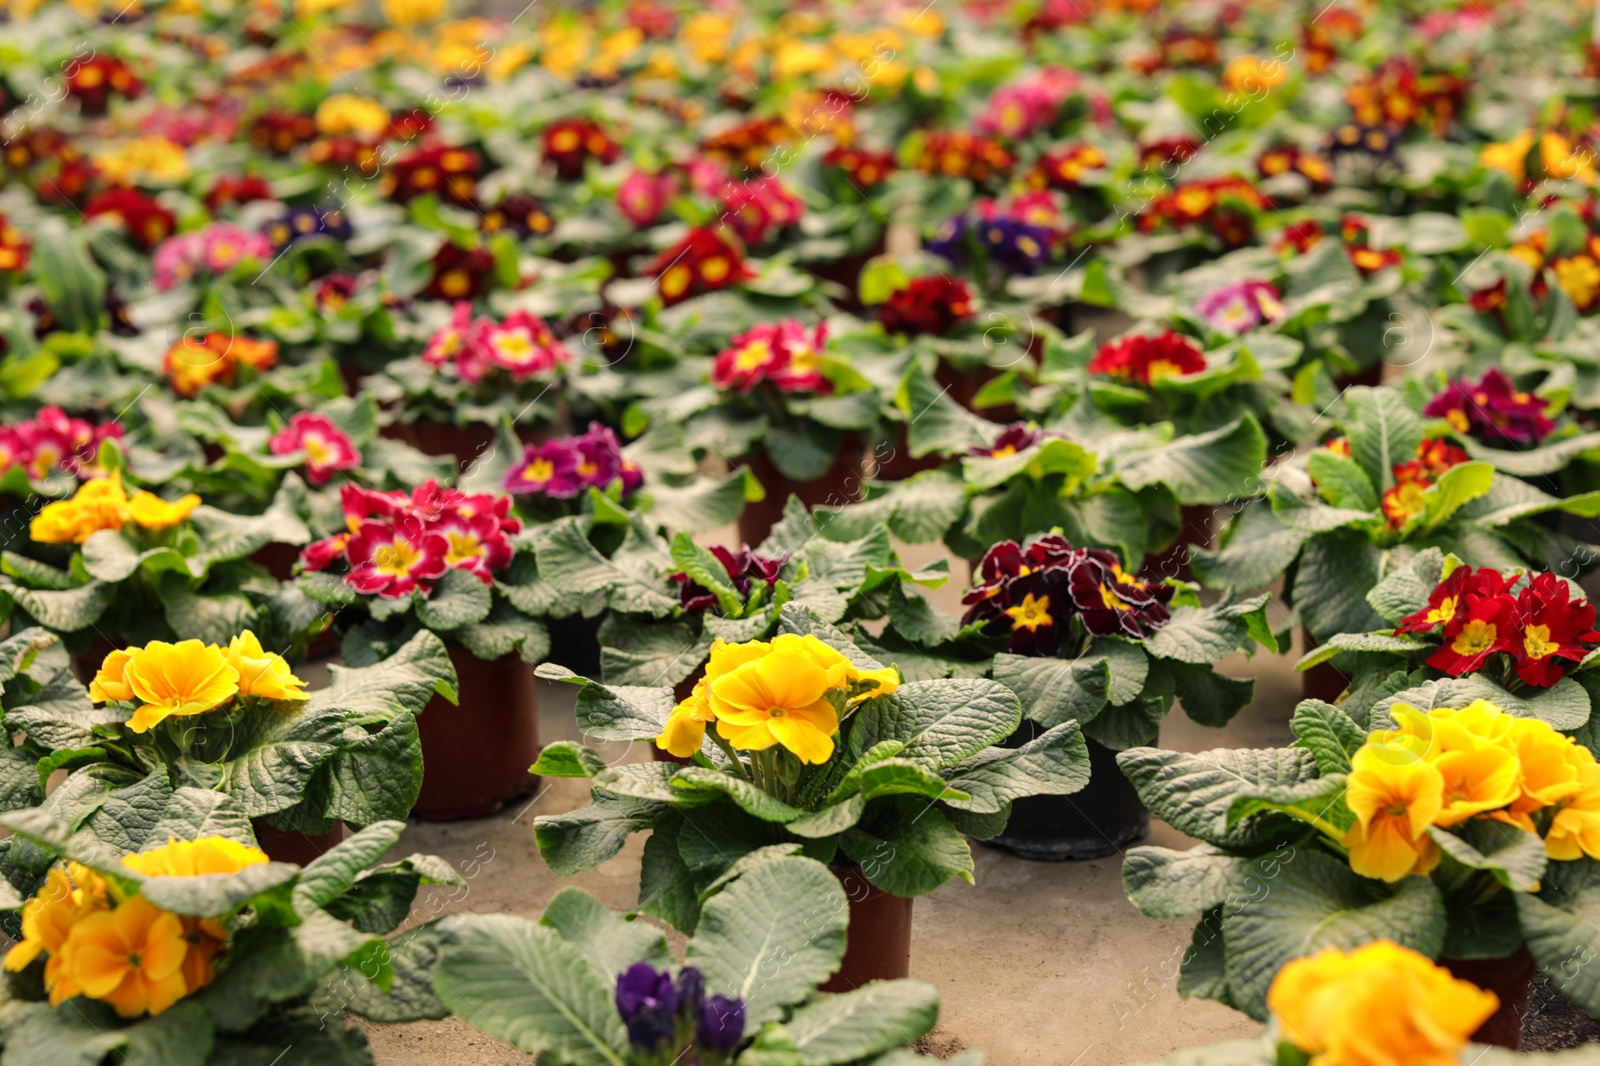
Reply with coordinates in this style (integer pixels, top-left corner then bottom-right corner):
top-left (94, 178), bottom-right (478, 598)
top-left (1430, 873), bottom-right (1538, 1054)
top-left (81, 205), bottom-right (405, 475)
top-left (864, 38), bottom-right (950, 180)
top-left (984, 730), bottom-right (1148, 860)
top-left (867, 427), bottom-right (947, 482)
top-left (821, 864), bottom-right (912, 993)
top-left (1441, 945), bottom-right (1536, 1049)
top-left (737, 442), bottom-right (866, 548)
top-left (1300, 627), bottom-right (1352, 706)
top-left (251, 819), bottom-right (344, 865)
top-left (413, 646), bottom-right (541, 821)
top-left (380, 420), bottom-right (496, 467)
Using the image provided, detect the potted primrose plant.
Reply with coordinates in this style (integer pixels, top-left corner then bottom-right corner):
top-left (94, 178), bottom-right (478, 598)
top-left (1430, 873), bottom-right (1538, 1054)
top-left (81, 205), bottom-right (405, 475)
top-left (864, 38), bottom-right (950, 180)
top-left (0, 459), bottom-right (315, 666)
top-left (1194, 386), bottom-right (1600, 701)
top-left (821, 406), bottom-right (1267, 579)
top-left (1119, 690), bottom-right (1600, 1049)
top-left (0, 814), bottom-right (462, 1066)
top-left (1142, 939), bottom-right (1567, 1066)
top-left (294, 479), bottom-right (546, 820)
top-left (880, 533), bottom-right (1276, 860)
top-left (624, 316), bottom-right (891, 547)
top-left (531, 605), bottom-right (1091, 991)
top-left (19, 628), bottom-right (453, 865)
top-left (434, 853), bottom-right (974, 1066)
top-left (1294, 549), bottom-right (1600, 734)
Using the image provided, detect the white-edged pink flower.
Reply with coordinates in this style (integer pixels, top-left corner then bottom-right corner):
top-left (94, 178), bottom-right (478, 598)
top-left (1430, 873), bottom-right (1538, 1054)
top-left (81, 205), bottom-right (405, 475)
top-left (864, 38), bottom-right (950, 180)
top-left (268, 412), bottom-right (361, 486)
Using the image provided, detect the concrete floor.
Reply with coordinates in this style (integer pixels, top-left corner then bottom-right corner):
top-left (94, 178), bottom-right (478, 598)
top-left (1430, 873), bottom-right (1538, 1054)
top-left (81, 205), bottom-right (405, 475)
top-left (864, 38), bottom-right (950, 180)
top-left (356, 539), bottom-right (1305, 1065)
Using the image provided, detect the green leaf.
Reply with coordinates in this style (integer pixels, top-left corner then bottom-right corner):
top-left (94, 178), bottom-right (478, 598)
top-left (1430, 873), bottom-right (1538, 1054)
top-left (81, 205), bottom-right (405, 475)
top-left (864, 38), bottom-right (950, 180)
top-left (3, 578), bottom-right (112, 632)
top-left (1, 999), bottom-right (211, 1066)
top-left (786, 794), bottom-right (868, 838)
top-left (685, 855), bottom-right (848, 1027)
top-left (845, 679), bottom-right (1021, 772)
top-left (317, 923), bottom-right (450, 1024)
top-left (293, 820), bottom-right (408, 910)
top-left (1305, 450), bottom-right (1378, 513)
top-left (1146, 595), bottom-right (1272, 665)
top-left (671, 767), bottom-right (808, 822)
top-left (1191, 504), bottom-right (1308, 592)
top-left (532, 742), bottom-right (608, 778)
top-left (1294, 631), bottom-right (1429, 670)
top-left (1428, 820), bottom-right (1546, 892)
top-left (138, 861), bottom-right (301, 917)
top-left (1366, 548), bottom-right (1454, 623)
top-left (319, 710), bottom-right (426, 826)
top-left (1290, 701), bottom-right (1365, 775)
top-left (219, 706), bottom-right (348, 817)
top-left (312, 630), bottom-right (457, 717)
top-left (535, 792), bottom-right (666, 876)
top-left (1344, 385), bottom-right (1424, 491)
top-left (1123, 844), bottom-right (1252, 919)
top-left (1403, 461), bottom-right (1494, 535)
top-left (414, 567), bottom-right (494, 631)
top-left (940, 722), bottom-right (1090, 816)
top-left (1169, 662), bottom-right (1256, 728)
top-left (433, 913), bottom-right (629, 1065)
top-left (1293, 530), bottom-right (1386, 642)
top-left (782, 981), bottom-right (941, 1065)
top-left (1112, 416), bottom-right (1268, 506)
top-left (841, 799), bottom-right (973, 897)
top-left (542, 886), bottom-right (672, 976)
top-left (1222, 849), bottom-right (1446, 1020)
top-left (1116, 746), bottom-right (1319, 849)
top-left (991, 652), bottom-right (1108, 730)
top-left (31, 231), bottom-right (106, 333)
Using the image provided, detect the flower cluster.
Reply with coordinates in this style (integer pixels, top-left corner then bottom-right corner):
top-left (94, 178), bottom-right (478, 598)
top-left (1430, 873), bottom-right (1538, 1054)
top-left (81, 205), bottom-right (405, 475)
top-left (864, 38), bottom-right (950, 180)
top-left (875, 275), bottom-right (975, 337)
top-left (1267, 941), bottom-right (1497, 1066)
top-left (975, 68), bottom-right (1077, 140)
top-left (1424, 367), bottom-right (1555, 445)
top-left (1340, 699), bottom-right (1600, 881)
top-left (1028, 143), bottom-right (1107, 191)
top-left (264, 205), bottom-right (352, 249)
top-left (927, 194), bottom-right (1059, 274)
top-left (711, 319), bottom-right (829, 394)
top-left (1378, 437), bottom-right (1471, 529)
top-left (89, 631), bottom-right (309, 733)
top-left (658, 634), bottom-right (900, 764)
top-left (614, 963), bottom-right (745, 1058)
top-left (616, 168), bottom-right (677, 226)
top-left (0, 215), bottom-right (32, 273)
top-left (821, 145), bottom-right (894, 187)
top-left (1087, 330), bottom-right (1207, 385)
top-left (0, 407), bottom-right (122, 482)
top-left (267, 412), bottom-right (361, 486)
top-left (649, 226), bottom-right (755, 305)
top-left (1344, 57), bottom-right (1469, 134)
top-left (961, 535), bottom-right (1175, 654)
top-left (1395, 566), bottom-right (1600, 687)
top-left (1194, 279), bottom-right (1285, 336)
top-left (504, 423), bottom-right (643, 500)
top-left (421, 304), bottom-right (574, 383)
top-left (671, 545), bottom-right (787, 614)
top-left (301, 481), bottom-right (521, 598)
top-left (2, 839), bottom-right (267, 1017)
top-left (542, 117), bottom-right (620, 179)
top-left (912, 130), bottom-right (1014, 183)
top-left (1256, 142), bottom-right (1334, 188)
top-left (968, 422), bottom-right (1058, 459)
top-left (1138, 176), bottom-right (1270, 249)
top-left (717, 175), bottom-right (804, 247)
top-left (84, 188), bottom-right (176, 249)
top-left (384, 144), bottom-right (481, 206)
top-left (66, 55), bottom-right (144, 116)
top-left (30, 472), bottom-right (199, 545)
top-left (162, 332), bottom-right (279, 397)
top-left (152, 223), bottom-right (275, 290)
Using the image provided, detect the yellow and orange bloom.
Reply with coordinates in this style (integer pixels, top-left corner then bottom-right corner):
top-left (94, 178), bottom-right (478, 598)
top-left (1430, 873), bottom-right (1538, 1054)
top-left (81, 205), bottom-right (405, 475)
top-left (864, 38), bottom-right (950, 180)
top-left (57, 895), bottom-right (189, 1018)
top-left (224, 630), bottom-right (310, 702)
top-left (1268, 941), bottom-right (1497, 1066)
top-left (113, 640), bottom-right (242, 733)
top-left (3, 862), bottom-right (110, 1005)
top-left (1341, 742), bottom-right (1444, 882)
top-left (126, 490), bottom-right (201, 530)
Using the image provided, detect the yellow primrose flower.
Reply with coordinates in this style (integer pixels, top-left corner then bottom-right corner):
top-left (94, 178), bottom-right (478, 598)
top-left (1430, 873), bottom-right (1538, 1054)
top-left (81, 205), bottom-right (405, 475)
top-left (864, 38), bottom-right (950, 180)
top-left (3, 862), bottom-right (109, 1005)
top-left (1542, 131), bottom-right (1598, 185)
top-left (1480, 131), bottom-right (1537, 182)
top-left (381, 0), bottom-right (444, 26)
top-left (708, 640), bottom-right (843, 765)
top-left (89, 648), bottom-right (138, 703)
top-left (1268, 940), bottom-right (1497, 1066)
top-left (772, 38), bottom-right (835, 82)
top-left (1223, 54), bottom-right (1288, 93)
top-left (315, 94), bottom-right (389, 138)
top-left (224, 629), bottom-right (310, 701)
top-left (1505, 717), bottom-right (1586, 813)
top-left (58, 895), bottom-right (189, 1018)
top-left (123, 836), bottom-right (269, 878)
top-left (895, 7), bottom-right (944, 37)
top-left (487, 42), bottom-right (535, 81)
top-left (92, 137), bottom-right (190, 186)
top-left (126, 490), bottom-right (201, 530)
top-left (296, 0), bottom-right (354, 17)
top-left (657, 638), bottom-right (772, 759)
top-left (30, 472), bottom-right (130, 544)
top-left (118, 639), bottom-right (241, 733)
top-left (1340, 742), bottom-right (1444, 882)
top-left (682, 12), bottom-right (735, 64)
top-left (1546, 749), bottom-right (1600, 861)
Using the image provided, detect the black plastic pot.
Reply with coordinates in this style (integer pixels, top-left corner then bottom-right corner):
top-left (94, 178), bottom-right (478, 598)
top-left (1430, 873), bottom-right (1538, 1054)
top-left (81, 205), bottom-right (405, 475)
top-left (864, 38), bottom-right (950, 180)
top-left (983, 725), bottom-right (1148, 861)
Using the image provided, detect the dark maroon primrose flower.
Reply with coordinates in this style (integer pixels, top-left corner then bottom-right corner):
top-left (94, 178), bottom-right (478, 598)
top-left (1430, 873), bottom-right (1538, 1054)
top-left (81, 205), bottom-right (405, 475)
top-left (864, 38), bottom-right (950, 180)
top-left (1423, 367), bottom-right (1555, 445)
top-left (673, 545), bottom-right (789, 613)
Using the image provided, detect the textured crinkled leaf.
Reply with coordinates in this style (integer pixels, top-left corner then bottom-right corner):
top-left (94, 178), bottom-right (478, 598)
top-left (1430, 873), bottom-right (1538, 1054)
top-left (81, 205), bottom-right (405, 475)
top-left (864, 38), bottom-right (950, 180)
top-left (845, 678), bottom-right (1021, 771)
top-left (534, 792), bottom-right (667, 876)
top-left (542, 885), bottom-right (672, 977)
top-left (1123, 845), bottom-right (1251, 919)
top-left (1290, 701), bottom-right (1365, 775)
top-left (941, 722), bottom-right (1089, 815)
top-left (991, 652), bottom-right (1108, 729)
top-left (312, 630), bottom-right (457, 717)
top-left (1117, 747), bottom-right (1319, 849)
top-left (1429, 820), bottom-right (1546, 893)
top-left (783, 980), bottom-right (940, 1066)
top-left (841, 802), bottom-right (973, 896)
top-left (1191, 504), bottom-right (1308, 592)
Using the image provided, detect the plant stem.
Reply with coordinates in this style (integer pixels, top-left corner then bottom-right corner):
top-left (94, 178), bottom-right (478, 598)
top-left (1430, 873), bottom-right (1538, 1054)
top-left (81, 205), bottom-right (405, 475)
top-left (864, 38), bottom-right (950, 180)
top-left (709, 729), bottom-right (752, 781)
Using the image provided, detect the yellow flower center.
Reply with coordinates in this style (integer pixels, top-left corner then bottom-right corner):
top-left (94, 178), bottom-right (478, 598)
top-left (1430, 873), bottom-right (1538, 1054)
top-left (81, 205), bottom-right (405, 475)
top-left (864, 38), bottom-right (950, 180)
top-left (1451, 619), bottom-right (1498, 656)
top-left (522, 458), bottom-right (555, 483)
top-left (372, 538), bottom-right (422, 577)
top-left (734, 339), bottom-right (772, 371)
top-left (1524, 624), bottom-right (1560, 660)
top-left (445, 530), bottom-right (483, 565)
top-left (700, 256), bottom-right (730, 283)
top-left (1005, 592), bottom-right (1054, 631)
top-left (1099, 584), bottom-right (1134, 612)
top-left (1426, 596), bottom-right (1458, 626)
